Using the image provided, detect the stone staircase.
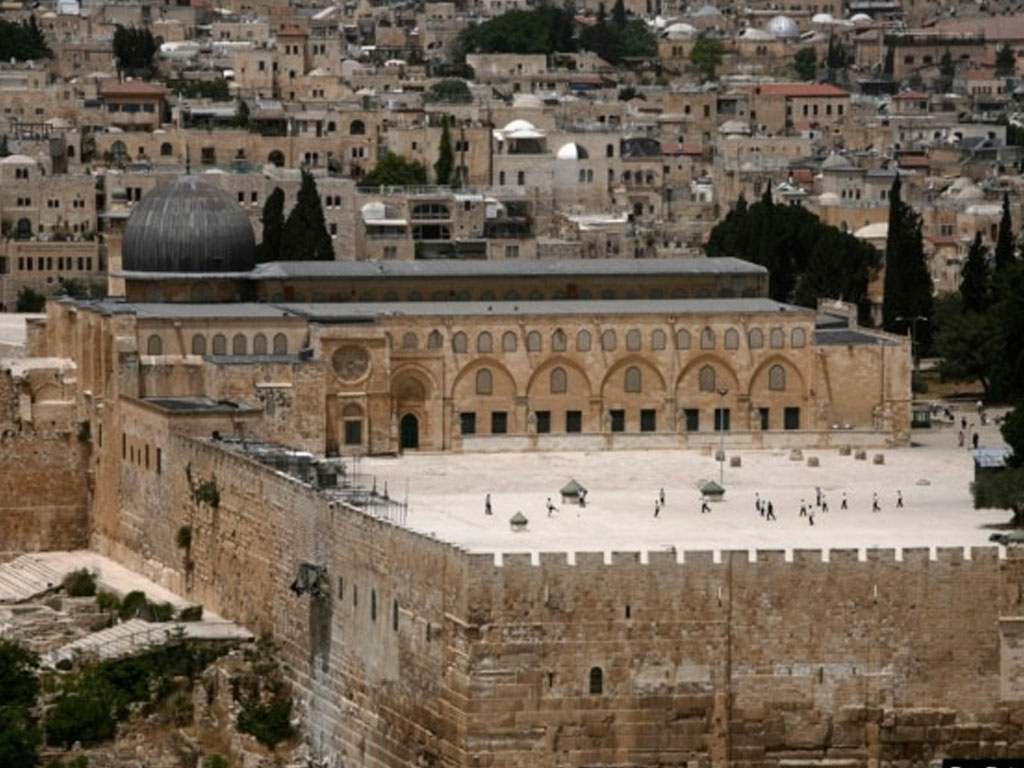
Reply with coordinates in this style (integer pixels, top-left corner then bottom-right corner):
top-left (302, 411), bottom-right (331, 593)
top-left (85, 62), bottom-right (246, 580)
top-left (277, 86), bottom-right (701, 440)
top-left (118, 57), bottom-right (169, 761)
top-left (0, 554), bottom-right (66, 603)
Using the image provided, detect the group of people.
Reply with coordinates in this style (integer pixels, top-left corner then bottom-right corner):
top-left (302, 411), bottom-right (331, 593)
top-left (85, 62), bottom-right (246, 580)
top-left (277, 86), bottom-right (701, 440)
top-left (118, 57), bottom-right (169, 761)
top-left (752, 487), bottom-right (904, 525)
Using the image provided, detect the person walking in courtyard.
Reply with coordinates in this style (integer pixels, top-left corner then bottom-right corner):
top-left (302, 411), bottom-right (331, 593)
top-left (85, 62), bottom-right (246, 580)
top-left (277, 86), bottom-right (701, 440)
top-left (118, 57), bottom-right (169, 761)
top-left (872, 492), bottom-right (880, 512)
top-left (808, 508), bottom-right (815, 526)
top-left (485, 493), bottom-right (492, 515)
top-left (654, 500), bottom-right (660, 518)
top-left (766, 501), bottom-right (775, 520)
top-left (700, 496), bottom-right (711, 514)
top-left (659, 487), bottom-right (666, 506)
top-left (821, 494), bottom-right (829, 513)
top-left (815, 486), bottom-right (822, 507)
top-left (755, 492), bottom-right (762, 516)
top-left (973, 431), bottom-right (980, 449)
top-left (579, 488), bottom-right (587, 508)
top-left (546, 497), bottom-right (556, 517)
top-left (896, 490), bottom-right (903, 509)
top-left (958, 429), bottom-right (965, 447)
top-left (841, 492), bottom-right (848, 510)
top-left (799, 499), bottom-right (807, 517)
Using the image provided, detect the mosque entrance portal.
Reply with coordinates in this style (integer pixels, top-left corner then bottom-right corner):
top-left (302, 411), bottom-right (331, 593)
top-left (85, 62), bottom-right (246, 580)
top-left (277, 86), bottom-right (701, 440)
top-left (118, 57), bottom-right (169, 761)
top-left (400, 414), bottom-right (419, 449)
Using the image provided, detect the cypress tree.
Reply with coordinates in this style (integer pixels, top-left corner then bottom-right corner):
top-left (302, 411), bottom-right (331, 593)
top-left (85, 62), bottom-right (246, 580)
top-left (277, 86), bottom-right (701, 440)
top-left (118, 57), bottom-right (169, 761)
top-left (882, 175), bottom-right (933, 342)
top-left (612, 0), bottom-right (627, 27)
top-left (434, 115), bottom-right (454, 186)
top-left (281, 171), bottom-right (334, 261)
top-left (995, 191), bottom-right (1016, 273)
top-left (960, 231), bottom-right (989, 313)
top-left (256, 187), bottom-right (285, 263)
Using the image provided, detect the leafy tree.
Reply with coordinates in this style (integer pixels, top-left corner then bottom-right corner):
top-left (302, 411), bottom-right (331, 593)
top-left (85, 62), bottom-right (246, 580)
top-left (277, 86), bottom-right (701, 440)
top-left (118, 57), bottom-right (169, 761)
top-left (360, 153), bottom-right (428, 187)
top-left (996, 43), bottom-right (1016, 76)
top-left (454, 5), bottom-right (577, 60)
top-left (233, 98), bottom-right (250, 128)
top-left (0, 16), bottom-right (52, 61)
top-left (882, 175), bottom-right (932, 345)
top-left (705, 190), bottom-right (880, 318)
top-left (112, 26), bottom-right (158, 79)
top-left (883, 42), bottom-right (895, 76)
top-left (936, 50), bottom-right (955, 92)
top-left (794, 47), bottom-right (817, 81)
top-left (281, 171), bottom-right (333, 262)
top-left (424, 78), bottom-right (472, 104)
top-left (15, 286), bottom-right (45, 312)
top-left (256, 187), bottom-right (285, 263)
top-left (0, 706), bottom-right (41, 768)
top-left (960, 231), bottom-right (989, 313)
top-left (616, 19), bottom-right (657, 60)
top-left (972, 403), bottom-right (1024, 526)
top-left (689, 36), bottom-right (724, 81)
top-left (0, 641), bottom-right (41, 768)
top-left (434, 115), bottom-right (454, 186)
top-left (935, 307), bottom-right (998, 396)
top-left (826, 36), bottom-right (847, 71)
top-left (995, 191), bottom-right (1016, 273)
top-left (169, 78), bottom-right (231, 101)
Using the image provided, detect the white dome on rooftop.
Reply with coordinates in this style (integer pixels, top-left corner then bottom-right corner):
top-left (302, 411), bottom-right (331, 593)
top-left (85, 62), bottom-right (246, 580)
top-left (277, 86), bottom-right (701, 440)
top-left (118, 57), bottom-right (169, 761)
top-left (811, 12), bottom-right (834, 23)
top-left (849, 12), bottom-right (872, 22)
top-left (740, 26), bottom-right (773, 40)
top-left (766, 14), bottom-right (800, 38)
top-left (664, 21), bottom-right (697, 36)
top-left (502, 118), bottom-right (536, 132)
top-left (556, 142), bottom-right (589, 160)
top-left (818, 192), bottom-right (841, 205)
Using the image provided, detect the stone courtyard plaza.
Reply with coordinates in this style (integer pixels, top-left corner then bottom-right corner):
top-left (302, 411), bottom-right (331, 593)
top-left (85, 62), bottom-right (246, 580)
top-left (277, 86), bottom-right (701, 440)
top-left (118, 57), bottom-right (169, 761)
top-left (360, 415), bottom-right (1008, 556)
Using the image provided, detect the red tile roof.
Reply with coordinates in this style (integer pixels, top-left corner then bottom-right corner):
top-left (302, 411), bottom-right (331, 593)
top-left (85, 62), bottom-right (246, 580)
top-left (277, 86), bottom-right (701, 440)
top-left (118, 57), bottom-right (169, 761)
top-left (753, 83), bottom-right (850, 98)
top-left (898, 155), bottom-right (930, 168)
top-left (661, 141), bottom-right (704, 155)
top-left (278, 25), bottom-right (307, 36)
top-left (792, 168), bottom-right (814, 183)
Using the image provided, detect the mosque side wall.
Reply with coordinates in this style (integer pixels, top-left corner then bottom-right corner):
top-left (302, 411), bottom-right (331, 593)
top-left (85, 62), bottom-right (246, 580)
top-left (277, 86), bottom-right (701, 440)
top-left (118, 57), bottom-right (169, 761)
top-left (93, 427), bottom-right (473, 768)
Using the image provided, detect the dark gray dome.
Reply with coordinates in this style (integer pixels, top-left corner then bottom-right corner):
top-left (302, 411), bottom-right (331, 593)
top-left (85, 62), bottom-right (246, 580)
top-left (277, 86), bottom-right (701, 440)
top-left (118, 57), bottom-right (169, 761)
top-left (122, 176), bottom-right (256, 273)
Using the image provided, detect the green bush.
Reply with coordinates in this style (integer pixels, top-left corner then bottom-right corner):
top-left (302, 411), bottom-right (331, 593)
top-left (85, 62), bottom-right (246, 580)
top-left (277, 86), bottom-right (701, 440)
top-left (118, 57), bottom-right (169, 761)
top-left (45, 672), bottom-right (121, 748)
top-left (118, 591), bottom-right (148, 620)
top-left (146, 601), bottom-right (175, 622)
top-left (178, 605), bottom-right (203, 622)
top-left (95, 591), bottom-right (121, 613)
top-left (16, 286), bottom-right (46, 312)
top-left (0, 706), bottom-right (41, 768)
top-left (203, 756), bottom-right (229, 768)
top-left (236, 696), bottom-right (293, 749)
top-left (62, 569), bottom-right (97, 598)
top-left (176, 525), bottom-right (192, 549)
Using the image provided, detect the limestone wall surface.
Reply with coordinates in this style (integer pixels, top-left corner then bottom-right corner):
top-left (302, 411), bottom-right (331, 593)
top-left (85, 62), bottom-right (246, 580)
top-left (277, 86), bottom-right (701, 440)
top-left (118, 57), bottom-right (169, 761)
top-left (90, 426), bottom-right (1024, 768)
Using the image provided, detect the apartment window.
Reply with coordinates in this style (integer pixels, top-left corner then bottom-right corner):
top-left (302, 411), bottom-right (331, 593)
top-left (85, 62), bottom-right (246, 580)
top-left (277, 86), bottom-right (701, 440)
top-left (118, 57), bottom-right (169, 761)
top-left (566, 410), bottom-right (582, 433)
top-left (609, 409), bottom-right (625, 432)
top-left (640, 409), bottom-right (656, 432)
top-left (535, 411), bottom-right (551, 433)
top-left (504, 245), bottom-right (519, 259)
top-left (460, 412), bottom-right (476, 434)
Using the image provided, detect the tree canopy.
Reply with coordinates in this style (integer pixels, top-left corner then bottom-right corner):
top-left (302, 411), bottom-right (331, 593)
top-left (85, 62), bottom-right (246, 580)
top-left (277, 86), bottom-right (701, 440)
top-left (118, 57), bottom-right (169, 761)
top-left (281, 171), bottom-right (333, 261)
top-left (434, 116), bottom-right (454, 186)
top-left (424, 78), bottom-right (473, 104)
top-left (705, 190), bottom-right (880, 316)
top-left (882, 175), bottom-right (933, 345)
top-left (689, 36), bottom-right (724, 81)
top-left (0, 640), bottom-right (41, 768)
top-left (972, 403), bottom-right (1024, 526)
top-left (793, 48), bottom-right (817, 81)
top-left (360, 153), bottom-right (428, 187)
top-left (113, 26), bottom-right (159, 79)
top-left (256, 187), bottom-right (285, 263)
top-left (0, 16), bottom-right (51, 61)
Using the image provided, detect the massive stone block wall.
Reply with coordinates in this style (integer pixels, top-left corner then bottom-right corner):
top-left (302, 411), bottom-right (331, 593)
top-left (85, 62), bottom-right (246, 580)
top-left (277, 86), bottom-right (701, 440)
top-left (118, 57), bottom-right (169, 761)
top-left (92, 417), bottom-right (1024, 768)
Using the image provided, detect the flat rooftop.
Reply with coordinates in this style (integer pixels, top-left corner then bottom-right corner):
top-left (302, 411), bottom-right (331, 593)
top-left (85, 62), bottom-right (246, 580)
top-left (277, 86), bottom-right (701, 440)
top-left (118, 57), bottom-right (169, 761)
top-left (358, 405), bottom-right (1010, 557)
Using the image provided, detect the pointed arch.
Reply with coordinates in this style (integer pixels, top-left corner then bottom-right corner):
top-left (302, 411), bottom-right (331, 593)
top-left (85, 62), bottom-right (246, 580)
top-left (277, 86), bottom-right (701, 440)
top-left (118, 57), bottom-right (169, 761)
top-left (524, 356), bottom-right (594, 400)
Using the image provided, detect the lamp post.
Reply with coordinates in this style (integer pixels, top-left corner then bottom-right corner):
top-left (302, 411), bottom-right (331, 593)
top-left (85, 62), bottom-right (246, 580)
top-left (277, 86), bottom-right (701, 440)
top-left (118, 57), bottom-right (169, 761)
top-left (895, 315), bottom-right (928, 374)
top-left (717, 385), bottom-right (729, 486)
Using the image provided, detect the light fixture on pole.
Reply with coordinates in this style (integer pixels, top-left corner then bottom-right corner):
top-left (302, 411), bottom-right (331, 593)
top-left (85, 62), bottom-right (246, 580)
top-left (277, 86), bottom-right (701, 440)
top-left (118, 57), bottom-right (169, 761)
top-left (895, 315), bottom-right (928, 374)
top-left (717, 385), bottom-right (729, 485)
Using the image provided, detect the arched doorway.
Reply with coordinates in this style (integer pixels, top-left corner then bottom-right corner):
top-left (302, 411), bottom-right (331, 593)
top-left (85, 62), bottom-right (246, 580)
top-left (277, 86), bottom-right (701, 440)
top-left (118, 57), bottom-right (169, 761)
top-left (400, 413), bottom-right (419, 449)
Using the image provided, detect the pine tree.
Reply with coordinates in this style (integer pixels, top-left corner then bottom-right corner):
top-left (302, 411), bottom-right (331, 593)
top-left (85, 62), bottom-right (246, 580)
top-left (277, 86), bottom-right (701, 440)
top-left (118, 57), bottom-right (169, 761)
top-left (256, 187), bottom-right (285, 263)
top-left (882, 175), bottom-right (933, 342)
top-left (434, 115), bottom-right (454, 186)
top-left (995, 191), bottom-right (1016, 272)
top-left (281, 171), bottom-right (334, 261)
top-left (612, 0), bottom-right (627, 27)
top-left (960, 232), bottom-right (989, 313)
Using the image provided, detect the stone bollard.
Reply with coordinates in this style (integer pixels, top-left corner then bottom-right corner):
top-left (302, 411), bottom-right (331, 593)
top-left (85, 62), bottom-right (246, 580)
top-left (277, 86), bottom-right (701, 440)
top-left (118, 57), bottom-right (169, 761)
top-left (730, 456), bottom-right (741, 467)
top-left (807, 456), bottom-right (819, 467)
top-left (839, 445), bottom-right (852, 456)
top-left (855, 449), bottom-right (867, 460)
top-left (789, 448), bottom-right (803, 461)
top-left (873, 453), bottom-right (885, 465)
top-left (715, 449), bottom-right (725, 462)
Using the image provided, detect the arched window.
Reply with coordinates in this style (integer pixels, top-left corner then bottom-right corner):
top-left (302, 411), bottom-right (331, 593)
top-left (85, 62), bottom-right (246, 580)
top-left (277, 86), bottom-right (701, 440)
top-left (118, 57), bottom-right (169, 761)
top-left (769, 364), bottom-right (786, 391)
top-left (698, 365), bottom-right (716, 392)
top-left (552, 329), bottom-right (567, 351)
top-left (452, 332), bottom-right (468, 353)
top-left (550, 367), bottom-right (567, 394)
top-left (392, 599), bottom-right (399, 631)
top-left (191, 334), bottom-right (206, 356)
top-left (351, 119), bottom-right (366, 135)
top-left (502, 331), bottom-right (517, 352)
top-left (624, 366), bottom-right (641, 393)
top-left (146, 334), bottom-right (162, 355)
top-left (212, 334), bottom-right (227, 355)
top-left (589, 666), bottom-right (604, 695)
top-left (749, 328), bottom-right (764, 349)
top-left (427, 330), bottom-right (443, 349)
top-left (675, 329), bottom-right (691, 350)
top-left (403, 332), bottom-right (419, 350)
top-left (268, 150), bottom-right (285, 167)
top-left (576, 329), bottom-right (592, 351)
top-left (504, 290), bottom-right (520, 300)
top-left (791, 327), bottom-right (807, 348)
top-left (601, 330), bottom-right (617, 351)
top-left (650, 329), bottom-right (666, 350)
top-left (626, 329), bottom-right (641, 351)
top-left (724, 328), bottom-right (739, 350)
top-left (476, 332), bottom-right (492, 353)
top-left (272, 333), bottom-right (288, 354)
top-left (232, 333), bottom-right (247, 355)
top-left (700, 327), bottom-right (715, 349)
top-left (160, 142), bottom-right (173, 156)
top-left (770, 328), bottom-right (785, 349)
top-left (606, 143), bottom-right (614, 158)
top-left (476, 368), bottom-right (493, 395)
top-left (526, 331), bottom-right (541, 352)
top-left (370, 588), bottom-right (377, 621)
top-left (253, 333), bottom-right (267, 355)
